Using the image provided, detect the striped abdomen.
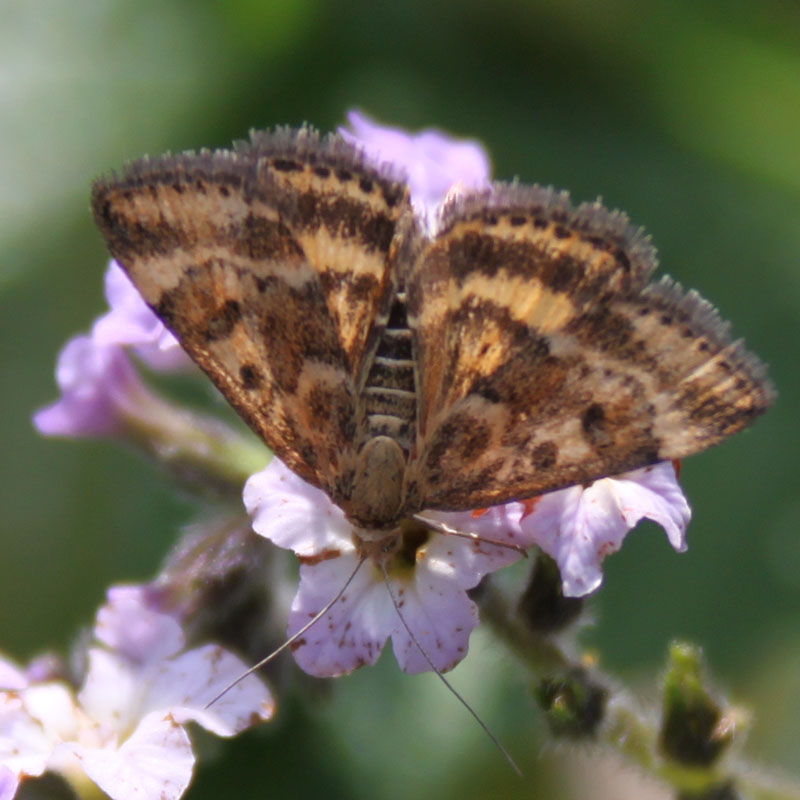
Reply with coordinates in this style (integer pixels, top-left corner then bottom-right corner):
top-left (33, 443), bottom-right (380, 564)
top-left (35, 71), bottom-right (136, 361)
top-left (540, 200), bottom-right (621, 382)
top-left (362, 288), bottom-right (416, 453)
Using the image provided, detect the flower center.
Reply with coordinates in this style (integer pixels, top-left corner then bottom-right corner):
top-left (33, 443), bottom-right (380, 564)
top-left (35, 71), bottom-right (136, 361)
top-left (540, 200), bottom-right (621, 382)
top-left (395, 517), bottom-right (432, 569)
top-left (352, 517), bottom-right (432, 574)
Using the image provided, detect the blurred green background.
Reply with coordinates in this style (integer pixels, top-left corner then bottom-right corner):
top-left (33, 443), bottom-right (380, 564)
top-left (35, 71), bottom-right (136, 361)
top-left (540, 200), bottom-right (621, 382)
top-left (2, 0), bottom-right (799, 797)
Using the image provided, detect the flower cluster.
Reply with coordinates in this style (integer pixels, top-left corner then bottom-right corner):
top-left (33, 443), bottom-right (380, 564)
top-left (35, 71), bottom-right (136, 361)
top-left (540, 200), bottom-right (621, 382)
top-left (0, 587), bottom-right (272, 800)
top-left (244, 458), bottom-right (688, 676)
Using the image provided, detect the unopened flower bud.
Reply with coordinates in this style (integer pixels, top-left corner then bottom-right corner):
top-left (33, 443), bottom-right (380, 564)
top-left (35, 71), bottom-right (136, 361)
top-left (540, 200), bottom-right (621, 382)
top-left (535, 667), bottom-right (607, 738)
top-left (518, 553), bottom-right (584, 633)
top-left (660, 642), bottom-right (740, 767)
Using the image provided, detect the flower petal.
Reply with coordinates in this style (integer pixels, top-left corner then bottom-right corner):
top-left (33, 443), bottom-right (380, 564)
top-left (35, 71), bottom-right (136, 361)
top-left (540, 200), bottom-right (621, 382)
top-left (71, 711), bottom-right (193, 800)
top-left (77, 648), bottom-right (141, 735)
top-left (0, 691), bottom-right (52, 784)
top-left (33, 336), bottom-right (142, 437)
top-left (144, 645), bottom-right (274, 737)
top-left (93, 262), bottom-right (189, 372)
top-left (286, 535), bottom-right (487, 676)
top-left (0, 765), bottom-right (18, 800)
top-left (516, 463), bottom-right (691, 597)
top-left (421, 506), bottom-right (527, 588)
top-left (287, 554), bottom-right (393, 677)
top-left (609, 462), bottom-right (690, 552)
top-left (389, 564), bottom-right (479, 674)
top-left (94, 586), bottom-right (185, 665)
top-left (341, 110), bottom-right (491, 228)
top-left (0, 659), bottom-right (27, 691)
top-left (244, 459), bottom-right (353, 556)
top-left (248, 467), bottom-right (530, 676)
top-left (19, 685), bottom-right (81, 744)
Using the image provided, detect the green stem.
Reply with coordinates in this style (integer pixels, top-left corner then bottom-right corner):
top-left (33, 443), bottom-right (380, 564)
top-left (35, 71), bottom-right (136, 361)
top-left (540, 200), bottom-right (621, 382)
top-left (479, 579), bottom-right (570, 674)
top-left (119, 385), bottom-right (269, 498)
top-left (480, 582), bottom-right (800, 800)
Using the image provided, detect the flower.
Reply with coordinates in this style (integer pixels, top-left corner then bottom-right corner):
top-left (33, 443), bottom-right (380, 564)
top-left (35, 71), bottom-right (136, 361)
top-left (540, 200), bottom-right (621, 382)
top-left (32, 335), bottom-right (150, 437)
top-left (512, 462), bottom-right (690, 597)
top-left (34, 260), bottom-right (192, 439)
top-left (92, 261), bottom-right (190, 371)
top-left (244, 458), bottom-right (691, 675)
top-left (341, 109), bottom-right (491, 229)
top-left (0, 586), bottom-right (273, 800)
top-left (244, 459), bottom-right (525, 676)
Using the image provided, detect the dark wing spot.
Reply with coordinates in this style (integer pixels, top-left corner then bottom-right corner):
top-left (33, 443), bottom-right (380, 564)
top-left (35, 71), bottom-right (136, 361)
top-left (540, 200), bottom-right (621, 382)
top-left (205, 299), bottom-right (242, 341)
top-left (239, 363), bottom-right (264, 389)
top-left (545, 255), bottom-right (581, 292)
top-left (235, 214), bottom-right (303, 260)
top-left (582, 403), bottom-right (605, 432)
top-left (424, 413), bottom-right (491, 471)
top-left (532, 441), bottom-right (558, 470)
top-left (581, 403), bottom-right (612, 450)
top-left (272, 158), bottom-right (303, 172)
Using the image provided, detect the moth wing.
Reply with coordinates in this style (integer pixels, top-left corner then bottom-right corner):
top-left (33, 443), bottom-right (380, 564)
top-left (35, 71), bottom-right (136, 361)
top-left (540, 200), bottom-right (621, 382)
top-left (403, 184), bottom-right (773, 512)
top-left (92, 127), bottom-right (413, 498)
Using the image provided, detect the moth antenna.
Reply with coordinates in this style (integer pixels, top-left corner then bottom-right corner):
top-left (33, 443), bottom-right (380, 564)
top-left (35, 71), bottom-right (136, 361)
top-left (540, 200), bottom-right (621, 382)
top-left (378, 561), bottom-right (522, 777)
top-left (414, 515), bottom-right (528, 557)
top-left (204, 556), bottom-right (367, 709)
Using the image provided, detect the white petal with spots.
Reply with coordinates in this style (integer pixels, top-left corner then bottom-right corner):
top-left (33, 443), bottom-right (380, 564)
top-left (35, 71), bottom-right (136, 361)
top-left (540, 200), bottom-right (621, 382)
top-left (245, 459), bottom-right (352, 557)
top-left (70, 711), bottom-right (193, 800)
top-left (516, 463), bottom-right (691, 596)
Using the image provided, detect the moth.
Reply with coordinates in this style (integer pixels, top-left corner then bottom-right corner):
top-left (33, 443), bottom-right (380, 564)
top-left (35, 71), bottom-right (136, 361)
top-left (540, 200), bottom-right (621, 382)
top-left (91, 126), bottom-right (773, 549)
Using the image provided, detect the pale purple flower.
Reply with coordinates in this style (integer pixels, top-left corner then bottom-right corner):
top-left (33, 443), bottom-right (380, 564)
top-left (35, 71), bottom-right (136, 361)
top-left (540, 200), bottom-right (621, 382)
top-left (34, 260), bottom-right (193, 438)
top-left (244, 459), bottom-right (524, 676)
top-left (341, 109), bottom-right (491, 229)
top-left (244, 460), bottom-right (691, 674)
top-left (92, 261), bottom-right (190, 371)
top-left (0, 587), bottom-right (273, 800)
top-left (512, 462), bottom-right (690, 597)
top-left (33, 336), bottom-right (147, 437)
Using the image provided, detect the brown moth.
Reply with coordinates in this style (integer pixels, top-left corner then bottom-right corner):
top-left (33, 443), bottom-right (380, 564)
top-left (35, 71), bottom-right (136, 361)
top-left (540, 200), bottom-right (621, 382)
top-left (91, 126), bottom-right (774, 545)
